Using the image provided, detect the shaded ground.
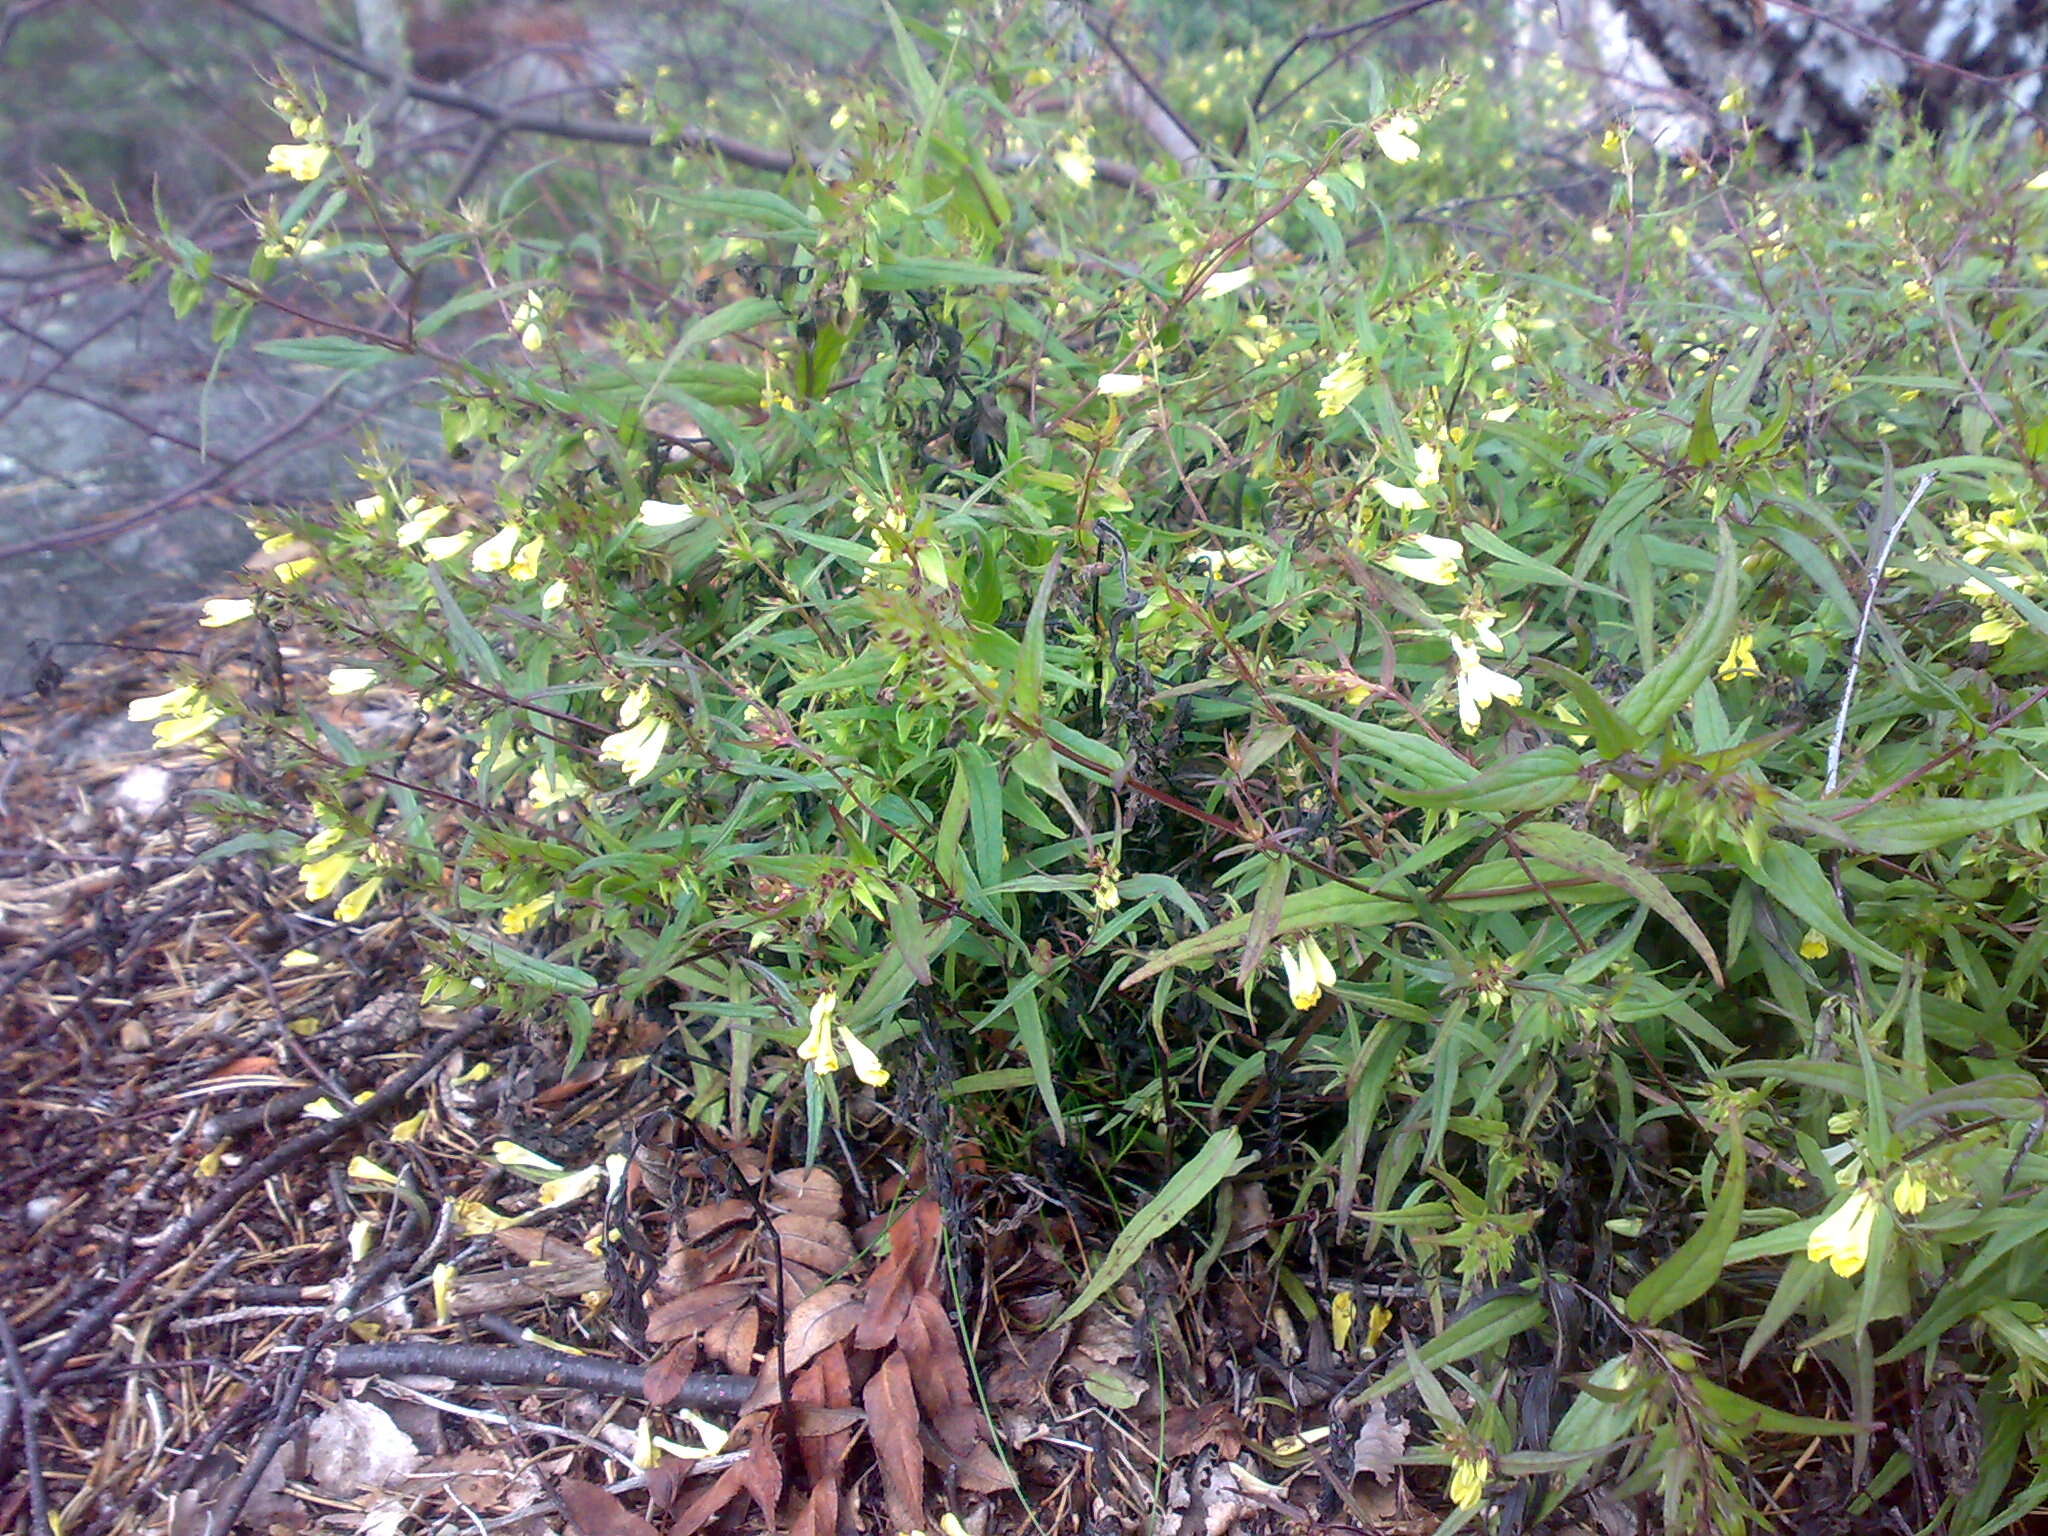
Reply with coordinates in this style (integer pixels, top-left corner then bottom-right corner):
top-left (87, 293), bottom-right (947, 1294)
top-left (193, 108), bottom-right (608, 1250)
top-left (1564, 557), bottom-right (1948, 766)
top-left (0, 245), bottom-right (445, 697)
top-left (0, 603), bottom-right (1463, 1536)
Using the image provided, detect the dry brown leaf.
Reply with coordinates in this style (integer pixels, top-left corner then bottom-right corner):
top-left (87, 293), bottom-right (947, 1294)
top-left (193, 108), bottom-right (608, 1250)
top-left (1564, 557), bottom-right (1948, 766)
top-left (899, 1289), bottom-right (980, 1458)
top-left (788, 1480), bottom-right (838, 1536)
top-left (683, 1197), bottom-right (753, 1243)
top-left (704, 1302), bottom-right (760, 1377)
top-left (780, 1282), bottom-right (862, 1377)
top-left (770, 1166), bottom-right (844, 1220)
top-left (920, 1428), bottom-right (1016, 1495)
top-left (986, 1321), bottom-right (1070, 1408)
top-left (642, 1343), bottom-right (699, 1408)
top-left (646, 1279), bottom-right (757, 1343)
top-left (863, 1351), bottom-right (925, 1533)
top-left (771, 1212), bottom-right (856, 1276)
top-left (555, 1477), bottom-right (656, 1536)
top-left (1351, 1401), bottom-right (1410, 1484)
top-left (790, 1341), bottom-right (856, 1485)
top-left (1156, 1403), bottom-right (1247, 1461)
top-left (855, 1197), bottom-right (941, 1350)
top-left (667, 1417), bottom-right (782, 1536)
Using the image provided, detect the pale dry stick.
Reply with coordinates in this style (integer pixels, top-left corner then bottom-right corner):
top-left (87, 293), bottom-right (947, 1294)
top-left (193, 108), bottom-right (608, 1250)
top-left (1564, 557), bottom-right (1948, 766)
top-left (1826, 473), bottom-right (1934, 796)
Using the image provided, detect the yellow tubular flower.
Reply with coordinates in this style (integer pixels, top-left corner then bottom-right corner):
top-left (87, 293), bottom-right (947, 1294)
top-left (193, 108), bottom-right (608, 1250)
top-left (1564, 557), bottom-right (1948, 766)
top-left (799, 989), bottom-right (840, 1073)
top-left (1447, 1451), bottom-right (1489, 1509)
top-left (1281, 937), bottom-right (1338, 1011)
top-left (1317, 352), bottom-right (1368, 418)
top-left (1379, 532), bottom-right (1463, 585)
top-left (470, 524), bottom-right (522, 572)
top-left (1096, 373), bottom-right (1146, 397)
top-left (1372, 114), bottom-right (1422, 163)
top-left (265, 142), bottom-right (331, 182)
top-left (1451, 637), bottom-right (1524, 734)
top-left (1716, 633), bottom-right (1763, 681)
top-left (1370, 478), bottom-right (1429, 512)
top-left (838, 1027), bottom-right (890, 1088)
top-left (1807, 1184), bottom-right (1881, 1277)
top-left (1892, 1165), bottom-right (1933, 1216)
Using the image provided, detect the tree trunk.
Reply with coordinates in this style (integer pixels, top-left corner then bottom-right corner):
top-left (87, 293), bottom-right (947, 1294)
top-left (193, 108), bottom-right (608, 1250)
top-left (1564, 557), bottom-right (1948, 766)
top-left (1524, 0), bottom-right (2048, 155)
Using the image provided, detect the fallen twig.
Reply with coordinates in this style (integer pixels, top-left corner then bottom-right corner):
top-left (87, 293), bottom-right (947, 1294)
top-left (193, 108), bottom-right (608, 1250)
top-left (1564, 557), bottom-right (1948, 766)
top-left (325, 1342), bottom-right (755, 1411)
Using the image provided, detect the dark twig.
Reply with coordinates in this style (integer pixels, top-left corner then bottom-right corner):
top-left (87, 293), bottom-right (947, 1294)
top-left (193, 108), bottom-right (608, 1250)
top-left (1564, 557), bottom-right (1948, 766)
top-left (10, 1006), bottom-right (493, 1452)
top-left (325, 1343), bottom-right (755, 1411)
top-left (0, 1307), bottom-right (54, 1536)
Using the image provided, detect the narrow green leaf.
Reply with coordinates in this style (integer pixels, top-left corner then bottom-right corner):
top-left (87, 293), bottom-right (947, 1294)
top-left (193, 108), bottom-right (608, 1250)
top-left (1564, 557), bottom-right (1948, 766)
top-left (1525, 658), bottom-right (1639, 757)
top-left (1616, 520), bottom-right (1741, 738)
top-left (865, 257), bottom-right (1042, 290)
top-left (1754, 840), bottom-right (1903, 970)
top-left (1050, 1130), bottom-right (1248, 1327)
top-left (1510, 822), bottom-right (1724, 985)
top-left (1824, 789), bottom-right (2048, 856)
top-left (1357, 1290), bottom-right (1546, 1404)
top-left (1626, 1134), bottom-right (1746, 1323)
top-left (1686, 371), bottom-right (1721, 466)
top-left (1388, 745), bottom-right (1588, 815)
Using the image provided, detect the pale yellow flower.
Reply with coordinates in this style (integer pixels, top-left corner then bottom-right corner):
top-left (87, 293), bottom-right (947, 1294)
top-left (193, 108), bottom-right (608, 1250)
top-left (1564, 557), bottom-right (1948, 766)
top-left (1317, 352), bottom-right (1368, 418)
top-left (499, 894), bottom-right (555, 935)
top-left (799, 989), bottom-right (841, 1073)
top-left (1092, 869), bottom-right (1122, 911)
top-left (396, 502), bottom-right (451, 544)
top-left (1054, 137), bottom-right (1096, 187)
top-left (265, 142), bottom-right (331, 182)
top-left (1281, 936), bottom-right (1338, 1011)
top-left (1447, 1451), bottom-right (1489, 1510)
top-left (541, 578), bottom-right (569, 610)
top-left (200, 597), bottom-right (255, 627)
top-left (638, 498), bottom-right (698, 528)
top-left (1413, 441), bottom-right (1442, 488)
top-left (1198, 266), bottom-right (1256, 298)
top-left (1379, 532), bottom-right (1463, 585)
top-left (526, 763), bottom-right (587, 809)
top-left (333, 878), bottom-right (382, 923)
top-left (1372, 114), bottom-right (1422, 163)
top-left (1807, 1184), bottom-right (1881, 1277)
top-left (1799, 929), bottom-right (1830, 960)
top-left (2028, 168), bottom-right (2048, 191)
top-left (508, 536), bottom-right (545, 581)
top-left (1450, 637), bottom-right (1523, 734)
top-left (1970, 608), bottom-right (2022, 646)
top-left (838, 1027), bottom-right (890, 1088)
top-left (1891, 1165), bottom-right (1934, 1216)
top-left (1370, 478), bottom-right (1429, 512)
top-left (301, 851), bottom-right (355, 902)
top-left (1304, 177), bottom-right (1336, 217)
top-left (421, 531), bottom-right (473, 562)
top-left (598, 715), bottom-right (671, 784)
top-left (327, 667), bottom-right (378, 695)
top-left (127, 685), bottom-right (223, 748)
top-left (1096, 372), bottom-right (1146, 397)
top-left (470, 523), bottom-right (523, 572)
top-left (1716, 633), bottom-right (1763, 681)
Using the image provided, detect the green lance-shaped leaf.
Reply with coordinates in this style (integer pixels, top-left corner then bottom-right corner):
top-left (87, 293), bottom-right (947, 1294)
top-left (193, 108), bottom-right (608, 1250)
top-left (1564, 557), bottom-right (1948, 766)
top-left (1508, 822), bottom-right (1724, 985)
top-left (1753, 839), bottom-right (1903, 970)
top-left (1525, 658), bottom-right (1639, 758)
top-left (1388, 744), bottom-right (1589, 815)
top-left (1050, 1129), bottom-right (1249, 1327)
top-left (1626, 1131), bottom-right (1746, 1324)
top-left (1814, 788), bottom-right (2048, 856)
top-left (1615, 520), bottom-right (1741, 739)
top-left (1356, 1287), bottom-right (1547, 1405)
top-left (1120, 881), bottom-right (1414, 991)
